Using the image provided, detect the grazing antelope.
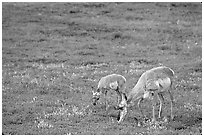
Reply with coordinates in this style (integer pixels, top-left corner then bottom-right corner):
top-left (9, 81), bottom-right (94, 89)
top-left (117, 66), bottom-right (174, 123)
top-left (92, 74), bottom-right (126, 110)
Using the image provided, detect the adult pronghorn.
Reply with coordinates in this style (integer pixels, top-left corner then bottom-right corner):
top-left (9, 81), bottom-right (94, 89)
top-left (117, 66), bottom-right (175, 123)
top-left (92, 74), bottom-right (126, 110)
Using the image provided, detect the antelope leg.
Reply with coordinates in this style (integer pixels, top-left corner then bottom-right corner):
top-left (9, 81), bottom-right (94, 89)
top-left (157, 93), bottom-right (164, 119)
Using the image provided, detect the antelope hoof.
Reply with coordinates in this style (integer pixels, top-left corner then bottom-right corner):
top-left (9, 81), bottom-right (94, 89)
top-left (117, 117), bottom-right (124, 124)
top-left (163, 116), bottom-right (168, 122)
top-left (117, 120), bottom-right (122, 124)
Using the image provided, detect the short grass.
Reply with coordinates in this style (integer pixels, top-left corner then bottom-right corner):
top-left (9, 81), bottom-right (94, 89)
top-left (2, 2), bottom-right (202, 135)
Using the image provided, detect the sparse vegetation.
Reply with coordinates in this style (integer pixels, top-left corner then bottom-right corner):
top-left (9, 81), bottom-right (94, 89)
top-left (2, 2), bottom-right (202, 135)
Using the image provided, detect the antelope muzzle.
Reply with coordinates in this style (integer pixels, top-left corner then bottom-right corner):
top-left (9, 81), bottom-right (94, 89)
top-left (92, 92), bottom-right (100, 106)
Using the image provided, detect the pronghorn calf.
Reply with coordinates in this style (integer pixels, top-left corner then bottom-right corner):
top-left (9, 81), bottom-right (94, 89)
top-left (92, 74), bottom-right (126, 110)
top-left (117, 66), bottom-right (174, 123)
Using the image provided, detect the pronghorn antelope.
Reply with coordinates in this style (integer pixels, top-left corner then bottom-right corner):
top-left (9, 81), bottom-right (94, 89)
top-left (92, 74), bottom-right (126, 110)
top-left (117, 66), bottom-right (174, 123)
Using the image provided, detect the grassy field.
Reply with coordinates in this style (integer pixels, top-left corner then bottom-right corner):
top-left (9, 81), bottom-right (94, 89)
top-left (2, 2), bottom-right (202, 135)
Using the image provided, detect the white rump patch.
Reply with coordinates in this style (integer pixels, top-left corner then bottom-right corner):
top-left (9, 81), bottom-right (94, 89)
top-left (155, 77), bottom-right (171, 89)
top-left (109, 81), bottom-right (118, 90)
top-left (143, 92), bottom-right (150, 99)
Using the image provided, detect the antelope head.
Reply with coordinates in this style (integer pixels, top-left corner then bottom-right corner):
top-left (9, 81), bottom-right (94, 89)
top-left (91, 88), bottom-right (101, 106)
